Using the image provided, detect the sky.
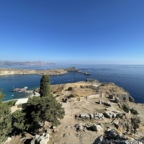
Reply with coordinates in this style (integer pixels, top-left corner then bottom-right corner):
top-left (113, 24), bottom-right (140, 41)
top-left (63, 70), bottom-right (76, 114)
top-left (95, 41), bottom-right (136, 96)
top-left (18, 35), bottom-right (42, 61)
top-left (0, 0), bottom-right (144, 64)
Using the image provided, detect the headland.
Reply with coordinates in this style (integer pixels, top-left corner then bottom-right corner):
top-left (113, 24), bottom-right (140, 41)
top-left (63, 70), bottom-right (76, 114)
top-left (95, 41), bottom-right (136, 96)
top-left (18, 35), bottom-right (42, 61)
top-left (0, 67), bottom-right (90, 76)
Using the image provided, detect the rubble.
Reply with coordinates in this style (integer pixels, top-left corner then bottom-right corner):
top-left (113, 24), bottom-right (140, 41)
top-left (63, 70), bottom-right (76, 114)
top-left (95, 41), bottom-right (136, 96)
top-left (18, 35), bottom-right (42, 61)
top-left (75, 112), bottom-right (104, 120)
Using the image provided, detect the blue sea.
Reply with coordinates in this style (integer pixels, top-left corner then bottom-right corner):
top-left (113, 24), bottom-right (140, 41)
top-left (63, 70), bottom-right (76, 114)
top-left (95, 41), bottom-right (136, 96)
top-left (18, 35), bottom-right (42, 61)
top-left (0, 64), bottom-right (144, 103)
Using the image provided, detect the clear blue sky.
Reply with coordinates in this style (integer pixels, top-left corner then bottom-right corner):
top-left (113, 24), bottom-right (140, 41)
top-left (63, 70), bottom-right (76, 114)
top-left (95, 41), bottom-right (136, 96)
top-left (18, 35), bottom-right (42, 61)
top-left (0, 0), bottom-right (144, 64)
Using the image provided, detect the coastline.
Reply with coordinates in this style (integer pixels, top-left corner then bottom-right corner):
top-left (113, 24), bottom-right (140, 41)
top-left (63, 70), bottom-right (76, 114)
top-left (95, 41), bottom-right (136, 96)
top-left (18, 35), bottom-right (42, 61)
top-left (0, 68), bottom-right (67, 76)
top-left (0, 67), bottom-right (90, 76)
top-left (1, 65), bottom-right (144, 103)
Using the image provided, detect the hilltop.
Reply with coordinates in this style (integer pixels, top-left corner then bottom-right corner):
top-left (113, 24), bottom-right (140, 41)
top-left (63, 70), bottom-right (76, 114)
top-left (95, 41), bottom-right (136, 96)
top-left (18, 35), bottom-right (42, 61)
top-left (7, 80), bottom-right (144, 144)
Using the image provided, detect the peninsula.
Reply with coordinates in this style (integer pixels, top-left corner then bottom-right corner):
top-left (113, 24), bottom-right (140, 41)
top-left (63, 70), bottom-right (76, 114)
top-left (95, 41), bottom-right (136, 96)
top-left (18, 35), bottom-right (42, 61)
top-left (0, 67), bottom-right (90, 76)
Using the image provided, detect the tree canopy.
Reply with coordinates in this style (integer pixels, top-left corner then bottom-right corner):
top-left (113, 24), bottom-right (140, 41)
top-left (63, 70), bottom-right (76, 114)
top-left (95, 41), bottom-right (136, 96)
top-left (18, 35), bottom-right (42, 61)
top-left (13, 75), bottom-right (65, 133)
top-left (0, 75), bottom-right (65, 142)
top-left (0, 90), bottom-right (5, 102)
top-left (0, 91), bottom-right (12, 142)
top-left (25, 95), bottom-right (64, 131)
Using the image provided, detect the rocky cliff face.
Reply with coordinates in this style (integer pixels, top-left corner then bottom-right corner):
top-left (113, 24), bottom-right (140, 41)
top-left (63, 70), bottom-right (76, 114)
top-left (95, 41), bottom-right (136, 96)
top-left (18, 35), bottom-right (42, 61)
top-left (96, 82), bottom-right (135, 102)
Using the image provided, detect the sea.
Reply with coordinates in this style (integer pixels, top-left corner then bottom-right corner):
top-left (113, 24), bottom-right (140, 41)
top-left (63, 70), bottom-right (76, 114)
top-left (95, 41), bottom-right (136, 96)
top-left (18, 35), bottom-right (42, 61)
top-left (0, 64), bottom-right (144, 103)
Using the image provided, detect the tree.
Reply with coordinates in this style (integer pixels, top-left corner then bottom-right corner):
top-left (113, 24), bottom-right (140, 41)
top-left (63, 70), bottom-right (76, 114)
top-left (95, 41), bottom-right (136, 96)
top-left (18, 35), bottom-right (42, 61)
top-left (24, 75), bottom-right (65, 132)
top-left (122, 104), bottom-right (130, 113)
top-left (0, 89), bottom-right (5, 102)
top-left (25, 95), bottom-right (65, 132)
top-left (39, 75), bottom-right (50, 97)
top-left (0, 91), bottom-right (12, 142)
top-left (130, 108), bottom-right (139, 115)
top-left (12, 110), bottom-right (26, 133)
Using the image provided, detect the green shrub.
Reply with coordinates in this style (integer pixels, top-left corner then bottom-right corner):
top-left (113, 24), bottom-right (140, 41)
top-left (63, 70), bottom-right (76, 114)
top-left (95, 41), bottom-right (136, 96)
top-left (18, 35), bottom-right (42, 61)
top-left (17, 104), bottom-right (22, 108)
top-left (130, 108), bottom-right (139, 115)
top-left (131, 116), bottom-right (141, 133)
top-left (67, 87), bottom-right (73, 91)
top-left (67, 94), bottom-right (75, 98)
top-left (122, 104), bottom-right (130, 113)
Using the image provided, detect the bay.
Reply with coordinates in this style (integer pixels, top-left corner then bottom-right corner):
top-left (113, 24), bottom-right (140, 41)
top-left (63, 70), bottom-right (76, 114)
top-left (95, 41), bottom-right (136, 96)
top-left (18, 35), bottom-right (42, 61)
top-left (0, 64), bottom-right (144, 103)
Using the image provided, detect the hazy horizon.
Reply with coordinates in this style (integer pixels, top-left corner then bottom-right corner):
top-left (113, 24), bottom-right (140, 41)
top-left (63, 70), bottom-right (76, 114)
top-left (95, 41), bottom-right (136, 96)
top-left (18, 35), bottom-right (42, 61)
top-left (0, 1), bottom-right (144, 64)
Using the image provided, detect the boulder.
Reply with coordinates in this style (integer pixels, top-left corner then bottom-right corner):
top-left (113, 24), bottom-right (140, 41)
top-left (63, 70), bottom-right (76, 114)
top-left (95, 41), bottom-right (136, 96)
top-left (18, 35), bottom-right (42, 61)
top-left (103, 111), bottom-right (116, 119)
top-left (94, 113), bottom-right (104, 120)
top-left (85, 123), bottom-right (103, 132)
top-left (94, 129), bottom-right (143, 144)
top-left (94, 124), bottom-right (103, 131)
top-left (75, 123), bottom-right (84, 131)
top-left (115, 97), bottom-right (120, 103)
top-left (103, 102), bottom-right (111, 106)
top-left (120, 140), bottom-right (143, 144)
top-left (90, 114), bottom-right (94, 119)
top-left (31, 133), bottom-right (49, 144)
top-left (80, 114), bottom-right (90, 119)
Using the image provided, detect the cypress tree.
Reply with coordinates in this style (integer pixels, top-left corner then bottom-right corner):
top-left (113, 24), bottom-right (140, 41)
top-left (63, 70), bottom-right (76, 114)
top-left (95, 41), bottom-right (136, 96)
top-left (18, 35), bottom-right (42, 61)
top-left (39, 75), bottom-right (50, 97)
top-left (24, 75), bottom-right (65, 132)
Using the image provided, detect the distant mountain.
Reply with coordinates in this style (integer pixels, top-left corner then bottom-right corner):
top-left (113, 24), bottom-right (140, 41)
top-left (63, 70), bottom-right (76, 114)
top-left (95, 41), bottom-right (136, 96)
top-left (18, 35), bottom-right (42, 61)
top-left (0, 61), bottom-right (55, 66)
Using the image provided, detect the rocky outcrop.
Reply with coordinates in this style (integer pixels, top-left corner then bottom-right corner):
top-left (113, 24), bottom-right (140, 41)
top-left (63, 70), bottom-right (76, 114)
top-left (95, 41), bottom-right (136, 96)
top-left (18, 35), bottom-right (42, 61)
top-left (94, 129), bottom-right (143, 144)
top-left (75, 112), bottom-right (104, 120)
top-left (96, 82), bottom-right (135, 102)
top-left (98, 100), bottom-right (111, 106)
top-left (75, 123), bottom-right (103, 132)
top-left (30, 133), bottom-right (49, 144)
top-left (103, 111), bottom-right (117, 119)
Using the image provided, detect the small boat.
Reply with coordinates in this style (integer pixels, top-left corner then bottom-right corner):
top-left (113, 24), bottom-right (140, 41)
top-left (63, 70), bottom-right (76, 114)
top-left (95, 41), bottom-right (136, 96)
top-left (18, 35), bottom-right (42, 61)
top-left (84, 72), bottom-right (90, 75)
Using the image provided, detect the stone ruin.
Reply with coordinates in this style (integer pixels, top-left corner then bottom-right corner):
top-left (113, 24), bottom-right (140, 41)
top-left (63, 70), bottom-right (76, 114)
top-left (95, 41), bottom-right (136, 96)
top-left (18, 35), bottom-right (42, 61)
top-left (97, 100), bottom-right (111, 106)
top-left (75, 112), bottom-right (104, 120)
top-left (75, 123), bottom-right (103, 132)
top-left (30, 133), bottom-right (49, 144)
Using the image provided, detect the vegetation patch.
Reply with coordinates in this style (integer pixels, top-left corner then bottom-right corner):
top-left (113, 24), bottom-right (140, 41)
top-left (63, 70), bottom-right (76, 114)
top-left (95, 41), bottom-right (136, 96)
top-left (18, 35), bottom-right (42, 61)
top-left (67, 87), bottom-right (73, 91)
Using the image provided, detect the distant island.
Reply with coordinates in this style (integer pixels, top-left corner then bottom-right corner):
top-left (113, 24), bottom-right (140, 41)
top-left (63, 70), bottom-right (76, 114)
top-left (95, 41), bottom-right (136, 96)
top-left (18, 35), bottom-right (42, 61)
top-left (0, 60), bottom-right (55, 66)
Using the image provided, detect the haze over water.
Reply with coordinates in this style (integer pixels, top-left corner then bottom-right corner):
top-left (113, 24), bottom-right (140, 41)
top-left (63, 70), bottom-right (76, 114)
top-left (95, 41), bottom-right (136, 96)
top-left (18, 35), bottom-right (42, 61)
top-left (0, 64), bottom-right (144, 103)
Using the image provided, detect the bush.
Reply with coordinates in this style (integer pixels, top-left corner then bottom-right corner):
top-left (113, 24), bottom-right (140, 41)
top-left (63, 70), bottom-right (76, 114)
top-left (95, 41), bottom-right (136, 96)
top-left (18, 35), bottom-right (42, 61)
top-left (80, 85), bottom-right (83, 88)
top-left (8, 100), bottom-right (17, 106)
top-left (67, 94), bottom-right (75, 98)
top-left (131, 116), bottom-right (141, 133)
top-left (67, 87), bottom-right (73, 91)
top-left (130, 108), bottom-right (139, 115)
top-left (122, 104), bottom-right (130, 113)
top-left (3, 100), bottom-right (17, 107)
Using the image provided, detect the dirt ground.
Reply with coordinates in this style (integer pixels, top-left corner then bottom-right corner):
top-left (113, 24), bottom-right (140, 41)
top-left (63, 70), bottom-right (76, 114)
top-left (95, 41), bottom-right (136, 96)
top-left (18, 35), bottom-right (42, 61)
top-left (50, 95), bottom-right (121, 144)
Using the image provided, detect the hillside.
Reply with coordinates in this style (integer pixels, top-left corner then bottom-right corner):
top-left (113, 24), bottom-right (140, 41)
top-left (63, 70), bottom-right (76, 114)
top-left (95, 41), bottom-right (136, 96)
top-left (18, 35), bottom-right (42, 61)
top-left (6, 80), bottom-right (144, 144)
